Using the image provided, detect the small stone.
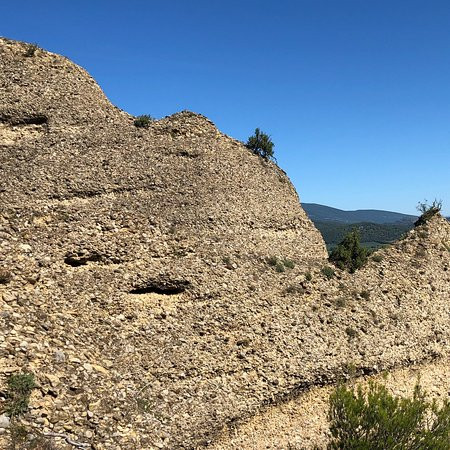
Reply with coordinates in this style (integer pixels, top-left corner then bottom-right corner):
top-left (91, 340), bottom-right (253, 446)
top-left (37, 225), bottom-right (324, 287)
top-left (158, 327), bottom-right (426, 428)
top-left (91, 364), bottom-right (109, 375)
top-left (0, 414), bottom-right (10, 429)
top-left (54, 350), bottom-right (66, 363)
top-left (46, 374), bottom-right (60, 387)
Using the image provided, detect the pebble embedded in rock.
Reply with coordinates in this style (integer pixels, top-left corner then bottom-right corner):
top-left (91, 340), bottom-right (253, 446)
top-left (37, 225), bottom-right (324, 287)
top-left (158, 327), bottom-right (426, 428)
top-left (0, 415), bottom-right (10, 429)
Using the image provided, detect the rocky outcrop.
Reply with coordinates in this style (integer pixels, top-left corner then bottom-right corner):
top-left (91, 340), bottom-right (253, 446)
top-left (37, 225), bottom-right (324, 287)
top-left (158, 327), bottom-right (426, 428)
top-left (0, 38), bottom-right (449, 449)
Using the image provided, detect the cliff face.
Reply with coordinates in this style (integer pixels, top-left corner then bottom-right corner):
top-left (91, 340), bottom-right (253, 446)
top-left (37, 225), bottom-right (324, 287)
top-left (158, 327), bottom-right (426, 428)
top-left (0, 38), bottom-right (449, 449)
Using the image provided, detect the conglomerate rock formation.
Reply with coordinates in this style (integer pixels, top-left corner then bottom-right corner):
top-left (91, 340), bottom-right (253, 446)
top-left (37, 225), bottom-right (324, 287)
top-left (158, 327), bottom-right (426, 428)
top-left (0, 38), bottom-right (449, 449)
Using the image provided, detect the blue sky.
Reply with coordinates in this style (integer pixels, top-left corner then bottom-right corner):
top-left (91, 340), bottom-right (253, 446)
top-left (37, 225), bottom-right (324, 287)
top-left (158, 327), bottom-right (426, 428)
top-left (2, 0), bottom-right (449, 215)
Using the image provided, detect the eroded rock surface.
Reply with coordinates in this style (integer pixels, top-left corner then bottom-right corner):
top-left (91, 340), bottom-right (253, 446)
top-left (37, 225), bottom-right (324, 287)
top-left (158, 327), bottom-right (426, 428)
top-left (212, 358), bottom-right (450, 449)
top-left (0, 38), bottom-right (449, 449)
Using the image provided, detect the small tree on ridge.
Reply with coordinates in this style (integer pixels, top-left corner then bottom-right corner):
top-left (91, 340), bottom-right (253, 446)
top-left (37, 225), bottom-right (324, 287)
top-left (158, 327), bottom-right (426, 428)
top-left (246, 128), bottom-right (275, 160)
top-left (414, 199), bottom-right (442, 227)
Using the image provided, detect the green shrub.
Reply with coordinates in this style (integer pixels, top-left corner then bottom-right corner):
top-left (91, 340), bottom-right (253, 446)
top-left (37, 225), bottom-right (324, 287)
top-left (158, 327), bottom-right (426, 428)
top-left (134, 114), bottom-right (153, 128)
top-left (267, 256), bottom-right (278, 266)
top-left (328, 380), bottom-right (450, 449)
top-left (24, 43), bottom-right (38, 57)
top-left (415, 199), bottom-right (442, 227)
top-left (371, 253), bottom-right (383, 263)
top-left (4, 372), bottom-right (36, 417)
top-left (321, 266), bottom-right (335, 279)
top-left (246, 128), bottom-right (275, 160)
top-left (305, 271), bottom-right (313, 282)
top-left (267, 256), bottom-right (294, 273)
top-left (136, 397), bottom-right (153, 413)
top-left (345, 327), bottom-right (357, 339)
top-left (329, 230), bottom-right (368, 273)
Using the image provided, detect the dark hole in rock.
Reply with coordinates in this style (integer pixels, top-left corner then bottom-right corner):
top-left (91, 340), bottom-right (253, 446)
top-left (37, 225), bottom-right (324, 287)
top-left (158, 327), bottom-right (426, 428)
top-left (0, 113), bottom-right (48, 126)
top-left (64, 254), bottom-right (103, 267)
top-left (130, 280), bottom-right (189, 295)
top-left (177, 150), bottom-right (199, 158)
top-left (21, 115), bottom-right (48, 125)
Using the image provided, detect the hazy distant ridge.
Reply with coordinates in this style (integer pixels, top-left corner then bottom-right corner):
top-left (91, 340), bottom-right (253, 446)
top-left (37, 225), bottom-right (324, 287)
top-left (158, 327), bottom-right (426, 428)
top-left (302, 203), bottom-right (417, 225)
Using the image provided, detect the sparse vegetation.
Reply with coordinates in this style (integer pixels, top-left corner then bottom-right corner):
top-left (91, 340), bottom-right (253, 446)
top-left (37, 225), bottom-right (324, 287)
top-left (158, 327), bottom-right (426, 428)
top-left (267, 256), bottom-right (295, 273)
top-left (371, 253), bottom-right (383, 263)
top-left (8, 422), bottom-right (59, 450)
top-left (305, 271), bottom-right (312, 282)
top-left (4, 372), bottom-right (36, 417)
top-left (345, 327), bottom-right (357, 339)
top-left (9, 423), bottom-right (57, 449)
top-left (329, 230), bottom-right (368, 273)
top-left (246, 128), bottom-right (275, 161)
top-left (321, 266), bottom-right (335, 279)
top-left (136, 397), bottom-right (153, 413)
top-left (223, 256), bottom-right (232, 266)
top-left (360, 290), bottom-right (370, 300)
top-left (415, 199), bottom-right (442, 227)
top-left (267, 256), bottom-right (278, 266)
top-left (328, 380), bottom-right (450, 449)
top-left (134, 114), bottom-right (153, 128)
top-left (282, 258), bottom-right (295, 269)
top-left (24, 43), bottom-right (38, 57)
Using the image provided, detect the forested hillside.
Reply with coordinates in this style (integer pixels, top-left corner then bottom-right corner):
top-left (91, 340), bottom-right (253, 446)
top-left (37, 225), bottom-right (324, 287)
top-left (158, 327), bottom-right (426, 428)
top-left (314, 221), bottom-right (413, 250)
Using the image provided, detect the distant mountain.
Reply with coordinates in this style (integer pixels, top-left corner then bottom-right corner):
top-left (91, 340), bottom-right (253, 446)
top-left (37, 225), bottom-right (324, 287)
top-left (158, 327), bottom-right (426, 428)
top-left (302, 203), bottom-right (417, 225)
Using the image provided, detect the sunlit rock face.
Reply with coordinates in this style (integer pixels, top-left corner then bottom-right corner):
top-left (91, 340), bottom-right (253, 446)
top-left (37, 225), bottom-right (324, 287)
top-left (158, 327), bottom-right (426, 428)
top-left (1, 38), bottom-right (449, 449)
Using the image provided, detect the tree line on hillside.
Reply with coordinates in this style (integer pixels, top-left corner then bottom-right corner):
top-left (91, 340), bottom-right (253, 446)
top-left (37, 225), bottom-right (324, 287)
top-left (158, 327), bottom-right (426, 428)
top-left (314, 221), bottom-right (412, 250)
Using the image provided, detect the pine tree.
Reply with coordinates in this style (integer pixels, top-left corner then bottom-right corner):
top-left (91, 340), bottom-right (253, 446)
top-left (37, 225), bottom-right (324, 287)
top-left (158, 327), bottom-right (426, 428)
top-left (246, 128), bottom-right (275, 160)
top-left (329, 229), bottom-right (368, 273)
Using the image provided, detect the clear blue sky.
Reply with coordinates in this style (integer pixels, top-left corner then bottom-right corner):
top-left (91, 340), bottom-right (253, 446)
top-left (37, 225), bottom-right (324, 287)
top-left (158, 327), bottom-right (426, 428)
top-left (3, 0), bottom-right (450, 215)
